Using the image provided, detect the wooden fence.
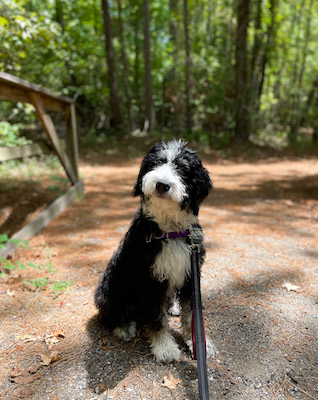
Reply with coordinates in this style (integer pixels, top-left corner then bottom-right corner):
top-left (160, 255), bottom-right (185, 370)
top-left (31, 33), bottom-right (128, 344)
top-left (0, 71), bottom-right (84, 258)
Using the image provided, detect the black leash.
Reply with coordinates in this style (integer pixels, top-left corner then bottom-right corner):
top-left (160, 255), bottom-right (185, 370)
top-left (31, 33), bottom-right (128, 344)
top-left (145, 227), bottom-right (210, 398)
top-left (191, 245), bottom-right (210, 400)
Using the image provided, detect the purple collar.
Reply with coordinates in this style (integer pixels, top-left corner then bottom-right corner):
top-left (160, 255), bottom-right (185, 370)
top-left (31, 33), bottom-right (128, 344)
top-left (146, 229), bottom-right (190, 243)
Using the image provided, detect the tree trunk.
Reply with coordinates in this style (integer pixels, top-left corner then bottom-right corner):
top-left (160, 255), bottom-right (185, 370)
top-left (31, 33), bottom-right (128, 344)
top-left (116, 0), bottom-right (135, 131)
top-left (291, 0), bottom-right (306, 89)
top-left (206, 0), bottom-right (214, 45)
top-left (183, 0), bottom-right (192, 133)
top-left (169, 0), bottom-right (181, 135)
top-left (143, 0), bottom-right (156, 131)
top-left (249, 0), bottom-right (262, 112)
top-left (93, 0), bottom-right (99, 36)
top-left (234, 0), bottom-right (250, 141)
top-left (55, 0), bottom-right (78, 89)
top-left (101, 0), bottom-right (122, 130)
top-left (257, 0), bottom-right (276, 104)
top-left (55, 0), bottom-right (64, 29)
top-left (274, 2), bottom-right (298, 103)
top-left (289, 0), bottom-right (314, 144)
top-left (134, 20), bottom-right (141, 112)
top-left (300, 76), bottom-right (318, 127)
top-left (313, 91), bottom-right (318, 143)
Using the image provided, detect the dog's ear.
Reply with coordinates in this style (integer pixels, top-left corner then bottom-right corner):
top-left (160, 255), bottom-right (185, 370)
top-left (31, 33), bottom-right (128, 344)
top-left (133, 174), bottom-right (142, 197)
top-left (133, 142), bottom-right (163, 197)
top-left (133, 162), bottom-right (147, 197)
top-left (183, 160), bottom-right (212, 215)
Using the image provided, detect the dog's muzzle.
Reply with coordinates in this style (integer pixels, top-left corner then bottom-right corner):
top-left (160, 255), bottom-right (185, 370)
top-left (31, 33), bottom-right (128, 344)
top-left (141, 162), bottom-right (187, 203)
top-left (156, 181), bottom-right (171, 196)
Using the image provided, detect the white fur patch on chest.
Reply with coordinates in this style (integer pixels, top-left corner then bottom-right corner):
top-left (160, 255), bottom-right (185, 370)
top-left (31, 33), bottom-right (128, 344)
top-left (152, 239), bottom-right (192, 289)
top-left (143, 198), bottom-right (197, 232)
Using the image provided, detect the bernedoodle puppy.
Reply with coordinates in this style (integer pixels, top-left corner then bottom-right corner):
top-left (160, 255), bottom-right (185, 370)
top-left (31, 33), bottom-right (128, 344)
top-left (94, 140), bottom-right (215, 363)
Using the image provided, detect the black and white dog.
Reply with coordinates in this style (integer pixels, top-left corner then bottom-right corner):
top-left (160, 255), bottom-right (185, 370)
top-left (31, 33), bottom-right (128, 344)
top-left (95, 140), bottom-right (214, 363)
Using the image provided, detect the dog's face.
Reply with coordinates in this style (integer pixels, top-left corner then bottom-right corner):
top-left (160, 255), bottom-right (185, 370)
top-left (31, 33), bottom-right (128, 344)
top-left (133, 141), bottom-right (212, 216)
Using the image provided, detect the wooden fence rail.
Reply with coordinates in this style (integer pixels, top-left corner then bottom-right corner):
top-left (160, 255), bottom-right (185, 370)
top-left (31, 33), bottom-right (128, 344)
top-left (0, 71), bottom-right (84, 258)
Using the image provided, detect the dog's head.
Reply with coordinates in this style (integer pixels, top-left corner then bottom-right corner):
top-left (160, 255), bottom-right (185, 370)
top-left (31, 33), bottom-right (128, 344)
top-left (133, 141), bottom-right (212, 216)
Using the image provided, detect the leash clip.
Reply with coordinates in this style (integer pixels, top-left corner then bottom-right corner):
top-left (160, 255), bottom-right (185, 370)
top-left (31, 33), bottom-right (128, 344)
top-left (189, 228), bottom-right (201, 253)
top-left (146, 232), bottom-right (168, 243)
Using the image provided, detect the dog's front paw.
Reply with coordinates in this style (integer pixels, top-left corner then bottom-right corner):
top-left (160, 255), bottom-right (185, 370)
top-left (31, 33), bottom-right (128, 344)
top-left (186, 336), bottom-right (216, 359)
top-left (153, 341), bottom-right (181, 363)
top-left (151, 331), bottom-right (181, 363)
top-left (206, 336), bottom-right (216, 358)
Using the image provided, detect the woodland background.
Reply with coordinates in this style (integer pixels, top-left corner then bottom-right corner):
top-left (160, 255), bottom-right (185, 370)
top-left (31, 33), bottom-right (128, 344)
top-left (1, 4), bottom-right (318, 399)
top-left (1, 0), bottom-right (318, 149)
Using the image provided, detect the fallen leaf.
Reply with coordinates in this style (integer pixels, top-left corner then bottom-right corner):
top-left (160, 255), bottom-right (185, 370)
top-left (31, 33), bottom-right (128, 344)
top-left (52, 331), bottom-right (65, 339)
top-left (9, 368), bottom-right (40, 385)
top-left (10, 375), bottom-right (35, 384)
top-left (18, 388), bottom-right (34, 398)
top-left (41, 351), bottom-right (60, 366)
top-left (282, 282), bottom-right (301, 292)
top-left (44, 331), bottom-right (65, 349)
top-left (44, 337), bottom-right (59, 349)
top-left (28, 365), bottom-right (41, 374)
top-left (283, 200), bottom-right (293, 207)
top-left (10, 367), bottom-right (22, 378)
top-left (162, 372), bottom-right (181, 390)
top-left (41, 354), bottom-right (52, 366)
top-left (17, 335), bottom-right (38, 343)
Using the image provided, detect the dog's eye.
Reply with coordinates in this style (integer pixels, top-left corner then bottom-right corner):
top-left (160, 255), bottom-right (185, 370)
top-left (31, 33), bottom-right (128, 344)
top-left (158, 157), bottom-right (167, 165)
top-left (174, 157), bottom-right (190, 171)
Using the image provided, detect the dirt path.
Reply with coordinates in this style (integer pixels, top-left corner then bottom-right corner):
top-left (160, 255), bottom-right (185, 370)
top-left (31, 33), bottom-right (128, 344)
top-left (1, 151), bottom-right (317, 400)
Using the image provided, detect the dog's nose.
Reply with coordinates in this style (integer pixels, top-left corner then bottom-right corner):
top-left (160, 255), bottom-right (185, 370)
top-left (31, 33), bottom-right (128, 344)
top-left (156, 181), bottom-right (170, 195)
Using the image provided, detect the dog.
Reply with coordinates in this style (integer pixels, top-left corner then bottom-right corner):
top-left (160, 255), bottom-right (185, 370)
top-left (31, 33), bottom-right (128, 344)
top-left (94, 140), bottom-right (214, 363)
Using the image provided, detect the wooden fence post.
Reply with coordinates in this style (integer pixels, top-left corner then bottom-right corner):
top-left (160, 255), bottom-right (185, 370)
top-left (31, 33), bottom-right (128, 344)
top-left (29, 92), bottom-right (78, 185)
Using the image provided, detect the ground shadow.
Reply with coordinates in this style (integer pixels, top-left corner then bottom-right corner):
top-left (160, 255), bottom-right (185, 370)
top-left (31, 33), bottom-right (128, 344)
top-left (0, 184), bottom-right (66, 237)
top-left (0, 164), bottom-right (70, 238)
top-left (83, 264), bottom-right (318, 399)
top-left (84, 315), bottom-right (199, 399)
top-left (85, 315), bottom-right (137, 391)
top-left (208, 173), bottom-right (318, 208)
top-left (202, 266), bottom-right (318, 399)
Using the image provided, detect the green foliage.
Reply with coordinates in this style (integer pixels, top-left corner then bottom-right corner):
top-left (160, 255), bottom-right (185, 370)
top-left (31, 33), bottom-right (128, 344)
top-left (0, 155), bottom-right (64, 191)
top-left (50, 280), bottom-right (74, 294)
top-left (0, 0), bottom-right (318, 146)
top-left (0, 256), bottom-right (73, 293)
top-left (0, 258), bottom-right (56, 273)
top-left (23, 278), bottom-right (73, 293)
top-left (0, 234), bottom-right (29, 249)
top-left (0, 121), bottom-right (32, 147)
top-left (23, 277), bottom-right (50, 289)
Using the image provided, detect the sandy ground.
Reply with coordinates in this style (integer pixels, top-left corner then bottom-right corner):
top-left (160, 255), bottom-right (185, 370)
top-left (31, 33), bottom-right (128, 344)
top-left (0, 148), bottom-right (318, 400)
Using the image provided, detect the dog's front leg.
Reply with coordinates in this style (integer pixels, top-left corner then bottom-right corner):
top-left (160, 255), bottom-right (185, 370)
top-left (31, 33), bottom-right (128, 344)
top-left (180, 299), bottom-right (216, 358)
top-left (147, 315), bottom-right (181, 363)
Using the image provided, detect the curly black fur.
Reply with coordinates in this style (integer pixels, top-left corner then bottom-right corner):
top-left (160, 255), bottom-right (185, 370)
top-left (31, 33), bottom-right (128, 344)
top-left (94, 141), bottom-right (212, 361)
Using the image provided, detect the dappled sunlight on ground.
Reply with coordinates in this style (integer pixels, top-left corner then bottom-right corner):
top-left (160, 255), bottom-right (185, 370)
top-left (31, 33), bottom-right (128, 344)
top-left (0, 153), bottom-right (317, 399)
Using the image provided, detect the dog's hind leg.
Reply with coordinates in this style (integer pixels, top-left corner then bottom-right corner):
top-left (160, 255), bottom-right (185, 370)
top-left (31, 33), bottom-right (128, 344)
top-left (113, 321), bottom-right (137, 342)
